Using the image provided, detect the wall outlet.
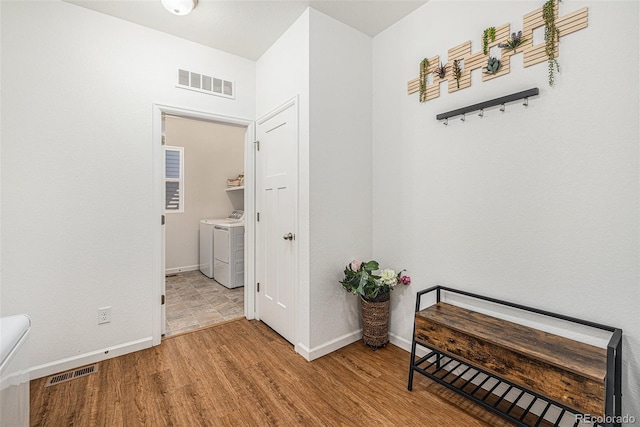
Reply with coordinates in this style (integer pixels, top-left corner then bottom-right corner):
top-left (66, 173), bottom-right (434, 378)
top-left (98, 306), bottom-right (111, 324)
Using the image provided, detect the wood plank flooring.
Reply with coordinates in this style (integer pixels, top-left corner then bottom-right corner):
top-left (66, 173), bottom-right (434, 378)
top-left (30, 319), bottom-right (512, 426)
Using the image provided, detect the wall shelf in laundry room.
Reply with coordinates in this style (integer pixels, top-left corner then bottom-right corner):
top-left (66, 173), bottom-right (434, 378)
top-left (225, 186), bottom-right (244, 192)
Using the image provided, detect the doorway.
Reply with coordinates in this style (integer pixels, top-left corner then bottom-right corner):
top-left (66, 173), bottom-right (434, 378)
top-left (152, 105), bottom-right (255, 345)
top-left (163, 115), bottom-right (245, 336)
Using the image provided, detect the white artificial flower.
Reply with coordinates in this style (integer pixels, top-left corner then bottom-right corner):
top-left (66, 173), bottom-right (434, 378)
top-left (380, 269), bottom-right (396, 286)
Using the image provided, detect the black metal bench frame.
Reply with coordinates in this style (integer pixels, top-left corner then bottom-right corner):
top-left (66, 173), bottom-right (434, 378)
top-left (408, 286), bottom-right (622, 427)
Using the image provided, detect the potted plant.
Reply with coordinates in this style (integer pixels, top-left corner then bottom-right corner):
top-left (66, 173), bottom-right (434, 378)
top-left (452, 59), bottom-right (463, 88)
top-left (498, 31), bottom-right (528, 53)
top-left (483, 26), bottom-right (496, 55)
top-left (340, 260), bottom-right (411, 349)
top-left (419, 57), bottom-right (430, 103)
top-left (484, 56), bottom-right (501, 75)
top-left (434, 62), bottom-right (448, 79)
top-left (544, 0), bottom-right (561, 86)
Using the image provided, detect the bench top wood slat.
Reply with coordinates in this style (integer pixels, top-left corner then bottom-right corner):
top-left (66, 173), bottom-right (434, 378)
top-left (415, 303), bottom-right (607, 382)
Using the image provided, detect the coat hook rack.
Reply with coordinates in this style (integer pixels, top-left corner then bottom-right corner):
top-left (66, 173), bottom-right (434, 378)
top-left (436, 88), bottom-right (539, 123)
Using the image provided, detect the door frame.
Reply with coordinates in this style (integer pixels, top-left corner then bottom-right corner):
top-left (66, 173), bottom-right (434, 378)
top-left (152, 103), bottom-right (254, 346)
top-left (255, 96), bottom-right (300, 353)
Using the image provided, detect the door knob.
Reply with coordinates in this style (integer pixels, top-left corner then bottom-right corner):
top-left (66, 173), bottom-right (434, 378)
top-left (283, 233), bottom-right (294, 241)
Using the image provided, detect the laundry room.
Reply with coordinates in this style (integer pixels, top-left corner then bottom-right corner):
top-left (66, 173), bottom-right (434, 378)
top-left (163, 114), bottom-right (245, 336)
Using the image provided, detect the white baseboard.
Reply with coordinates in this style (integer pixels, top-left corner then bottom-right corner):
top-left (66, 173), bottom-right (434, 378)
top-left (297, 329), bottom-right (363, 361)
top-left (390, 332), bottom-right (430, 357)
top-left (28, 337), bottom-right (153, 380)
top-left (389, 332), bottom-right (412, 352)
top-left (299, 331), bottom-right (424, 362)
top-left (165, 265), bottom-right (199, 275)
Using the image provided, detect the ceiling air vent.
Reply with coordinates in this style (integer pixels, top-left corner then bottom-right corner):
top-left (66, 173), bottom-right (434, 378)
top-left (176, 68), bottom-right (235, 99)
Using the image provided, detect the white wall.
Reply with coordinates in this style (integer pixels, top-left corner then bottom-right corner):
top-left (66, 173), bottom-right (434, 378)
top-left (373, 0), bottom-right (639, 419)
top-left (0, 0), bottom-right (255, 377)
top-left (308, 9), bottom-right (373, 351)
top-left (256, 8), bottom-right (373, 359)
top-left (256, 9), bottom-right (312, 352)
top-left (164, 116), bottom-right (245, 272)
top-left (0, 0), bottom-right (3, 312)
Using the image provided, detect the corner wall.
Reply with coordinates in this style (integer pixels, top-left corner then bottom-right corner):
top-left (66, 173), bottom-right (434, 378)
top-left (308, 9), bottom-right (373, 352)
top-left (256, 9), bottom-right (312, 351)
top-left (256, 8), bottom-right (373, 358)
top-left (373, 0), bottom-right (639, 418)
top-left (0, 1), bottom-right (255, 377)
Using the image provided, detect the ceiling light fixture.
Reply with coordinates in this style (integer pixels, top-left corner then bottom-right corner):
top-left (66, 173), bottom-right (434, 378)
top-left (161, 0), bottom-right (198, 16)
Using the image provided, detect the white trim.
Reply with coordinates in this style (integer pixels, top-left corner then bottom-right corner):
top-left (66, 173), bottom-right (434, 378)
top-left (256, 96), bottom-right (298, 125)
top-left (165, 265), bottom-right (200, 275)
top-left (297, 329), bottom-right (363, 361)
top-left (152, 103), bottom-right (253, 346)
top-left (389, 332), bottom-right (430, 358)
top-left (28, 337), bottom-right (153, 380)
top-left (389, 331), bottom-right (412, 352)
top-left (244, 121), bottom-right (256, 320)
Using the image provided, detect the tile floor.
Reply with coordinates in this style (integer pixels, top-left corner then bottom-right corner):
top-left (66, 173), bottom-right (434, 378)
top-left (164, 270), bottom-right (244, 337)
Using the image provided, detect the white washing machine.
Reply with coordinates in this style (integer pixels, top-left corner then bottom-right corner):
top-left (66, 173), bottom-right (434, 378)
top-left (213, 219), bottom-right (244, 289)
top-left (199, 210), bottom-right (244, 280)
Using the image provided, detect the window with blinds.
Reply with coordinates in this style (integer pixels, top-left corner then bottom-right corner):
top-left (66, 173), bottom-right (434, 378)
top-left (165, 146), bottom-right (184, 213)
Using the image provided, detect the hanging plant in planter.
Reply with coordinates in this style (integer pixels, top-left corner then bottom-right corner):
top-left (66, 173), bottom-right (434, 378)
top-left (498, 31), bottom-right (528, 53)
top-left (434, 62), bottom-right (448, 79)
top-left (484, 57), bottom-right (501, 75)
top-left (544, 0), bottom-right (561, 86)
top-left (483, 26), bottom-right (496, 55)
top-left (452, 59), bottom-right (463, 88)
top-left (419, 58), bottom-right (430, 103)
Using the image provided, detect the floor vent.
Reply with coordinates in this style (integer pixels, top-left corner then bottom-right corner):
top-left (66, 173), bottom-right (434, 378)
top-left (45, 364), bottom-right (99, 387)
top-left (176, 68), bottom-right (235, 99)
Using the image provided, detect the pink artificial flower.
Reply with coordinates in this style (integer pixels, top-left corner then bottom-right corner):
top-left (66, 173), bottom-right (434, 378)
top-left (350, 260), bottom-right (362, 271)
top-left (399, 275), bottom-right (411, 285)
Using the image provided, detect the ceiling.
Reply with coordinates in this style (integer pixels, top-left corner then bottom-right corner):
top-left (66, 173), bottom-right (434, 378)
top-left (68, 0), bottom-right (427, 60)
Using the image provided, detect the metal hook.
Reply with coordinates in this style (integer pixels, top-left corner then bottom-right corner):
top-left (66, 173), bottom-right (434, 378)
top-left (460, 114), bottom-right (465, 122)
top-left (478, 109), bottom-right (484, 118)
top-left (523, 97), bottom-right (529, 107)
top-left (500, 103), bottom-right (505, 112)
top-left (443, 118), bottom-right (448, 126)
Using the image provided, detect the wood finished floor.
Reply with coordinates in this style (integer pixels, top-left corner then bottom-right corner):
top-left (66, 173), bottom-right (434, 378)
top-left (30, 319), bottom-right (512, 426)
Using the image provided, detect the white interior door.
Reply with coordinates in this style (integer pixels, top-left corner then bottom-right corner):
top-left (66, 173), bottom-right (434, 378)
top-left (256, 101), bottom-right (297, 344)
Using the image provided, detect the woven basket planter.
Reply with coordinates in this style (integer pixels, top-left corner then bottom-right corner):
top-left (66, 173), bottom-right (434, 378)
top-left (360, 291), bottom-right (390, 350)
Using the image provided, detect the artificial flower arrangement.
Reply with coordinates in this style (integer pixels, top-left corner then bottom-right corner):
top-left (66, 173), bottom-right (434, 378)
top-left (340, 260), bottom-right (411, 301)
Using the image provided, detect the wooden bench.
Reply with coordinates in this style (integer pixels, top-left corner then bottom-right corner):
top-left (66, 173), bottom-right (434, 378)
top-left (408, 286), bottom-right (622, 427)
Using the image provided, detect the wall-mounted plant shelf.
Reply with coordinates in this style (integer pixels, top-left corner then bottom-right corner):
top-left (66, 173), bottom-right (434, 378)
top-left (436, 88), bottom-right (539, 122)
top-left (408, 4), bottom-right (588, 100)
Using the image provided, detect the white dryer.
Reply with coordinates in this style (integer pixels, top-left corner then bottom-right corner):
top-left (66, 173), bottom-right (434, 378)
top-left (213, 220), bottom-right (244, 289)
top-left (199, 219), bottom-right (216, 278)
